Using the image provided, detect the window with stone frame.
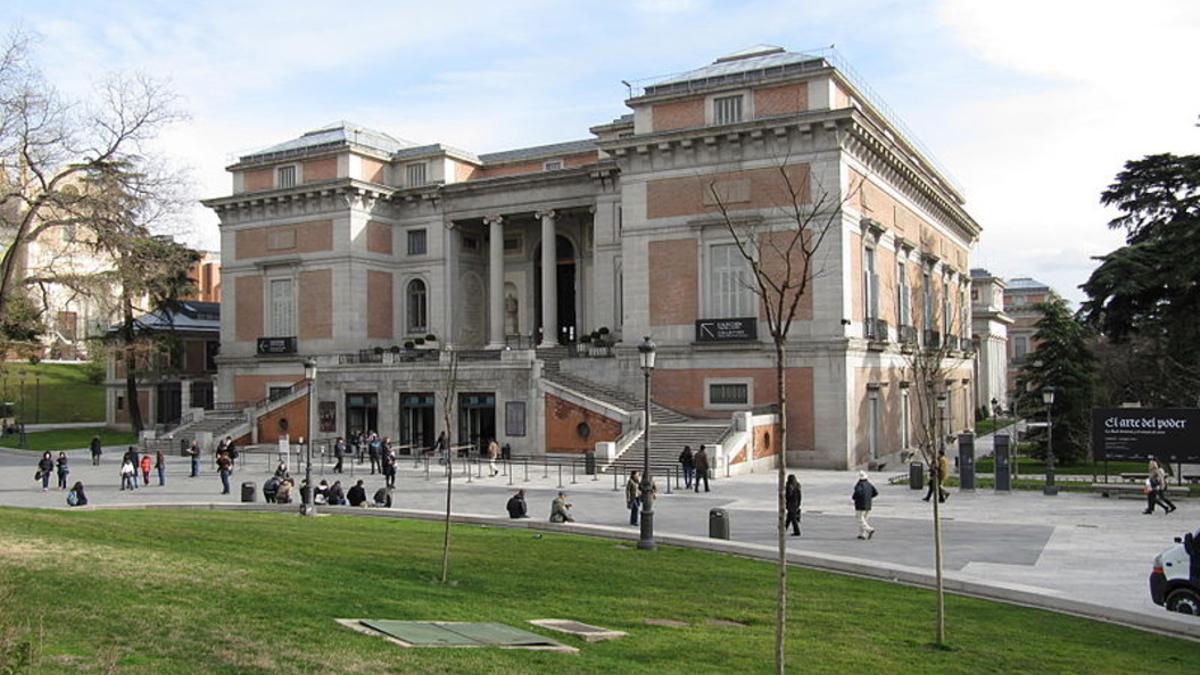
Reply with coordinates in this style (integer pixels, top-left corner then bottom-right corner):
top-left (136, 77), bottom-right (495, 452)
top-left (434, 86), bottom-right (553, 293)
top-left (406, 278), bottom-right (428, 333)
top-left (277, 165), bottom-right (296, 188)
top-left (708, 243), bottom-right (754, 319)
top-left (713, 94), bottom-right (744, 125)
top-left (406, 163), bottom-right (427, 187)
top-left (407, 229), bottom-right (427, 256)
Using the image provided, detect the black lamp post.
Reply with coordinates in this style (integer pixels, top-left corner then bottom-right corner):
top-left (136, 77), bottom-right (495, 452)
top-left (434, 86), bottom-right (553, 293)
top-left (1042, 386), bottom-right (1057, 496)
top-left (302, 358), bottom-right (318, 516)
top-left (936, 392), bottom-right (948, 454)
top-left (637, 336), bottom-right (657, 551)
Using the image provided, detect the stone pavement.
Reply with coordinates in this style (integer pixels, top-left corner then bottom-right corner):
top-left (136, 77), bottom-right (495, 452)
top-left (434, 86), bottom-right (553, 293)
top-left (2, 446), bottom-right (1198, 637)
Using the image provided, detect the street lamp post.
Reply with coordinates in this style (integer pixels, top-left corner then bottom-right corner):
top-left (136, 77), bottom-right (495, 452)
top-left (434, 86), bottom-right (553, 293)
top-left (302, 358), bottom-right (318, 516)
top-left (936, 393), bottom-right (947, 455)
top-left (637, 336), bottom-right (657, 551)
top-left (1042, 386), bottom-right (1057, 496)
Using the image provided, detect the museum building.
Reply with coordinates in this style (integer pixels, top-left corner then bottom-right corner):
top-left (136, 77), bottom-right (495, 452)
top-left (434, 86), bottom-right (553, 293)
top-left (198, 45), bottom-right (980, 471)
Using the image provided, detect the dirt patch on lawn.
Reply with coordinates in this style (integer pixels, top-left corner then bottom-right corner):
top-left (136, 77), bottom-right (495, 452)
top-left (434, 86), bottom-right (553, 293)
top-left (0, 535), bottom-right (238, 589)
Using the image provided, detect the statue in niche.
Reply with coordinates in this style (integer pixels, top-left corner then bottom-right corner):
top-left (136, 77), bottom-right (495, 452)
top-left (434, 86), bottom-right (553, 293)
top-left (504, 290), bottom-right (519, 336)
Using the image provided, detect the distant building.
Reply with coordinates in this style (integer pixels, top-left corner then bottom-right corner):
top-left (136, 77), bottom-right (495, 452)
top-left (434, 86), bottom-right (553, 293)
top-left (969, 268), bottom-right (1011, 416)
top-left (1002, 276), bottom-right (1057, 406)
top-left (106, 300), bottom-right (220, 431)
top-left (185, 251), bottom-right (222, 303)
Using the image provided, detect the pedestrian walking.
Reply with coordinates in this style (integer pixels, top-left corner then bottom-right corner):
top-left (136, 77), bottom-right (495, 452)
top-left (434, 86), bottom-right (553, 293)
top-left (188, 441), bottom-right (201, 478)
top-left (922, 450), bottom-right (949, 503)
top-left (129, 446), bottom-right (141, 487)
top-left (368, 432), bottom-right (381, 474)
top-left (693, 447), bottom-right (710, 492)
top-left (626, 470), bottom-right (642, 525)
top-left (216, 451), bottom-right (232, 494)
top-left (487, 437), bottom-right (500, 477)
top-left (139, 454), bottom-right (152, 486)
top-left (55, 452), bottom-right (70, 490)
top-left (89, 435), bottom-right (102, 466)
top-left (434, 431), bottom-right (448, 465)
top-left (382, 443), bottom-right (397, 488)
top-left (333, 436), bottom-right (346, 474)
top-left (679, 445), bottom-right (695, 489)
top-left (785, 473), bottom-right (802, 537)
top-left (36, 452), bottom-right (53, 491)
top-left (120, 458), bottom-right (136, 491)
top-left (155, 450), bottom-right (166, 486)
top-left (1145, 457), bottom-right (1177, 514)
top-left (852, 471), bottom-right (878, 540)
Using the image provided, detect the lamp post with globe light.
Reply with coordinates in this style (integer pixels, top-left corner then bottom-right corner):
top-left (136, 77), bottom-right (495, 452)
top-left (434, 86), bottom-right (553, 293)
top-left (637, 336), bottom-right (657, 551)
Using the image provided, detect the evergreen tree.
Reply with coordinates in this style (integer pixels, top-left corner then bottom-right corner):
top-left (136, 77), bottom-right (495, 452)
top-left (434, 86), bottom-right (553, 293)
top-left (1015, 297), bottom-right (1095, 464)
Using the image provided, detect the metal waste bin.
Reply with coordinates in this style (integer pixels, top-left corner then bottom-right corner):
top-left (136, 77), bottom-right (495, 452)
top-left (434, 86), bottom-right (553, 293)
top-left (240, 481), bottom-right (256, 503)
top-left (958, 433), bottom-right (976, 491)
top-left (709, 508), bottom-right (730, 540)
top-left (909, 462), bottom-right (925, 490)
top-left (994, 434), bottom-right (1012, 492)
top-left (585, 451), bottom-right (596, 475)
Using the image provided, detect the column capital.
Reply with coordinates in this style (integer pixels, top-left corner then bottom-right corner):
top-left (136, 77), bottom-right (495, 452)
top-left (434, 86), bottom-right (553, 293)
top-left (535, 209), bottom-right (556, 220)
top-left (483, 214), bottom-right (504, 225)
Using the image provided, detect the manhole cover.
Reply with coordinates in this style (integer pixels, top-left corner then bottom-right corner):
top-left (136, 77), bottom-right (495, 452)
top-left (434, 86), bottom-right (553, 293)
top-left (529, 619), bottom-right (627, 642)
top-left (339, 620), bottom-right (574, 652)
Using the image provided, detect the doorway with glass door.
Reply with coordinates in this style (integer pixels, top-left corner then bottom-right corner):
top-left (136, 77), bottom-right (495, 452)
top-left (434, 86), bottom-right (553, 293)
top-left (399, 392), bottom-right (435, 456)
top-left (346, 393), bottom-right (379, 438)
top-left (457, 392), bottom-right (495, 456)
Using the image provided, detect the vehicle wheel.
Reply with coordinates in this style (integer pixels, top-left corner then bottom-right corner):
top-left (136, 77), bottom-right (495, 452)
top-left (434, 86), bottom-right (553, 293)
top-left (1166, 588), bottom-right (1200, 615)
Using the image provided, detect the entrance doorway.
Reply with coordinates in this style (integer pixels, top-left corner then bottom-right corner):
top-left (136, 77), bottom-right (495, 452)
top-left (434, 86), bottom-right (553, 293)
top-left (156, 383), bottom-right (181, 426)
top-left (399, 392), bottom-right (435, 455)
top-left (345, 393), bottom-right (379, 437)
top-left (534, 235), bottom-right (577, 344)
top-left (457, 392), bottom-right (496, 455)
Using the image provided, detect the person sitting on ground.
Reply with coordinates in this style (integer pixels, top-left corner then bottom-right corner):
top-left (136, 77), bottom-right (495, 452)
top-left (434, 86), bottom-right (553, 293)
top-left (66, 481), bottom-right (88, 507)
top-left (373, 486), bottom-right (393, 508)
top-left (347, 480), bottom-right (367, 507)
top-left (549, 491), bottom-right (574, 523)
top-left (274, 461), bottom-right (289, 480)
top-left (263, 476), bottom-right (280, 503)
top-left (314, 480), bottom-right (330, 505)
top-left (507, 489), bottom-right (529, 519)
top-left (327, 480), bottom-right (346, 506)
top-left (276, 478), bottom-right (294, 504)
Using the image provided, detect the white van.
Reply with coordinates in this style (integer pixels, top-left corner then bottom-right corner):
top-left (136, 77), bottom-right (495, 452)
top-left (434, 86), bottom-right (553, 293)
top-left (1150, 529), bottom-right (1200, 615)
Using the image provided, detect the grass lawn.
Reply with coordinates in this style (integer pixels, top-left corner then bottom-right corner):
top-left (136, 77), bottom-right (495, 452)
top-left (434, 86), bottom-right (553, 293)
top-left (1, 509), bottom-right (1197, 674)
top-left (975, 456), bottom-right (1151, 476)
top-left (0, 427), bottom-right (136, 453)
top-left (0, 362), bottom-right (104, 423)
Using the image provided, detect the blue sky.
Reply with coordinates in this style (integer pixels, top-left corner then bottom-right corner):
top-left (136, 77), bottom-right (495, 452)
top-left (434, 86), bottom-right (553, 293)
top-left (4, 0), bottom-right (1199, 303)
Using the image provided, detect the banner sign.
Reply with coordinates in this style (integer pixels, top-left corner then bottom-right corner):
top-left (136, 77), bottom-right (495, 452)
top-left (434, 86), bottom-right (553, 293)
top-left (695, 318), bottom-right (757, 343)
top-left (1091, 408), bottom-right (1200, 460)
top-left (257, 336), bottom-right (297, 355)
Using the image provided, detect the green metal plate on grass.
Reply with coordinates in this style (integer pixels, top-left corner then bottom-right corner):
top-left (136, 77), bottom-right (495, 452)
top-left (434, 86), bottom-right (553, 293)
top-left (360, 621), bottom-right (557, 647)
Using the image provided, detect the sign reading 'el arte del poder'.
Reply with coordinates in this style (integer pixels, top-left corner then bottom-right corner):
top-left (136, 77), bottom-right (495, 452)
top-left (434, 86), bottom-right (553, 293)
top-left (1091, 408), bottom-right (1200, 460)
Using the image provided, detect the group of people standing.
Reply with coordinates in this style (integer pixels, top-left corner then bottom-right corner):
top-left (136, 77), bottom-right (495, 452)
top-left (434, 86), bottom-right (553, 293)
top-left (118, 446), bottom-right (165, 491)
top-left (676, 445), bottom-right (710, 492)
top-left (337, 432), bottom-right (399, 487)
top-left (1145, 457), bottom-right (1178, 514)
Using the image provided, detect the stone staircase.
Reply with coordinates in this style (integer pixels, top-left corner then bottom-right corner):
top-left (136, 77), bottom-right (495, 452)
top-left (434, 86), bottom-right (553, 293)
top-left (537, 346), bottom-right (730, 475)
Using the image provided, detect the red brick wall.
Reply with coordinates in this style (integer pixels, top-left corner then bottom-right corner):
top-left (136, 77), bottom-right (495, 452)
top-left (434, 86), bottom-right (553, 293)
top-left (243, 168), bottom-right (273, 192)
top-left (235, 220), bottom-right (333, 260)
top-left (303, 157), bottom-right (338, 183)
top-left (646, 165), bottom-right (810, 220)
top-left (652, 367), bottom-right (815, 452)
top-left (234, 275), bottom-right (263, 341)
top-left (367, 270), bottom-right (393, 339)
top-left (233, 374), bottom-right (301, 405)
top-left (366, 221), bottom-right (392, 255)
top-left (114, 389), bottom-right (151, 424)
top-left (760, 229), bottom-right (815, 321)
top-left (754, 83), bottom-right (808, 118)
top-left (473, 152), bottom-right (597, 179)
top-left (258, 394), bottom-right (309, 444)
top-left (359, 156), bottom-right (386, 184)
top-left (545, 394), bottom-right (623, 454)
top-left (652, 98), bottom-right (705, 131)
top-left (648, 239), bottom-right (697, 326)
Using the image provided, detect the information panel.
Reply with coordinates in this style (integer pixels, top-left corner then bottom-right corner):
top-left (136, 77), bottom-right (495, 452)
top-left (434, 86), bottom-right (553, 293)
top-left (1091, 408), bottom-right (1200, 461)
top-left (695, 318), bottom-right (757, 343)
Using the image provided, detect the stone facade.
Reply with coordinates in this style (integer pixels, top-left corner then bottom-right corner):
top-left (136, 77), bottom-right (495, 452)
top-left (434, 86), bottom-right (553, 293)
top-left (203, 46), bottom-right (981, 468)
top-left (970, 268), bottom-right (1012, 417)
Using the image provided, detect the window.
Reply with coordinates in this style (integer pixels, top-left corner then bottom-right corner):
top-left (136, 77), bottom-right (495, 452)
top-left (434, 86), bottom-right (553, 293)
top-left (943, 280), bottom-right (953, 336)
top-left (867, 392), bottom-right (880, 459)
top-left (1013, 336), bottom-right (1028, 359)
top-left (277, 166), bottom-right (296, 188)
top-left (896, 258), bottom-right (910, 327)
top-left (205, 341), bottom-right (219, 372)
top-left (268, 278), bottom-right (295, 337)
top-left (406, 163), bottom-right (427, 187)
top-left (961, 288), bottom-right (970, 340)
top-left (269, 386), bottom-right (291, 401)
top-left (922, 269), bottom-right (933, 332)
top-left (709, 244), bottom-right (753, 318)
top-left (116, 395), bottom-right (125, 411)
top-left (713, 94), bottom-right (743, 125)
top-left (406, 279), bottom-right (427, 333)
top-left (503, 237), bottom-right (522, 253)
top-left (709, 383), bottom-right (749, 405)
top-left (900, 389), bottom-right (911, 449)
top-left (56, 311), bottom-right (78, 341)
top-left (863, 246), bottom-right (878, 323)
top-left (407, 229), bottom-right (427, 256)
top-left (543, 159), bottom-right (563, 171)
top-left (461, 235), bottom-right (479, 252)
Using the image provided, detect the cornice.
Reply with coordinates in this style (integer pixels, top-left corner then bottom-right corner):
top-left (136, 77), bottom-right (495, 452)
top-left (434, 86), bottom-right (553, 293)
top-left (596, 107), bottom-right (852, 158)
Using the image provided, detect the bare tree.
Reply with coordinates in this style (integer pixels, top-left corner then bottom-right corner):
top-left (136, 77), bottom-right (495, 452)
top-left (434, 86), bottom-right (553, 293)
top-left (709, 166), bottom-right (861, 674)
top-left (438, 345), bottom-right (460, 584)
top-left (901, 271), bottom-right (970, 647)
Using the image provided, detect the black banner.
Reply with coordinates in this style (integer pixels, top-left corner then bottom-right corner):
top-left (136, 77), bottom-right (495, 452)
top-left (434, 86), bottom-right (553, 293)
top-left (1091, 408), bottom-right (1200, 461)
top-left (256, 337), bottom-right (297, 355)
top-left (695, 318), bottom-right (757, 343)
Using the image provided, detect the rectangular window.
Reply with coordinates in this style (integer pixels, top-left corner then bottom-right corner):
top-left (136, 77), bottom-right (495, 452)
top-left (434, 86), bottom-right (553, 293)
top-left (713, 95), bottom-right (743, 125)
top-left (867, 392), bottom-right (880, 459)
top-left (922, 270), bottom-right (933, 331)
top-left (863, 246), bottom-right (878, 323)
top-left (1014, 336), bottom-right (1028, 359)
top-left (461, 235), bottom-right (479, 252)
top-left (116, 395), bottom-right (125, 411)
top-left (57, 311), bottom-right (78, 340)
top-left (900, 389), bottom-right (911, 449)
top-left (709, 383), bottom-right (749, 405)
top-left (943, 281), bottom-right (953, 336)
top-left (277, 166), bottom-right (296, 188)
top-left (503, 237), bottom-right (522, 253)
top-left (896, 259), bottom-right (910, 327)
top-left (709, 244), bottom-right (753, 318)
top-left (268, 386), bottom-right (291, 401)
top-left (268, 278), bottom-right (295, 337)
top-left (406, 163), bottom-right (427, 187)
top-left (543, 159), bottom-right (563, 171)
top-left (407, 229), bottom-right (427, 256)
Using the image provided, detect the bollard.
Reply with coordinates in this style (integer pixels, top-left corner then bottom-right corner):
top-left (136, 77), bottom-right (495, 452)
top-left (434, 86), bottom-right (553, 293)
top-left (425, 457), bottom-right (430, 481)
top-left (502, 458), bottom-right (508, 477)
top-left (524, 458), bottom-right (529, 482)
top-left (557, 464), bottom-right (563, 488)
top-left (613, 470), bottom-right (619, 491)
top-left (543, 460), bottom-right (549, 479)
top-left (467, 459), bottom-right (473, 483)
top-left (571, 461), bottom-right (577, 485)
top-left (508, 461), bottom-right (513, 485)
top-left (666, 468), bottom-right (672, 495)
top-left (477, 458), bottom-right (482, 478)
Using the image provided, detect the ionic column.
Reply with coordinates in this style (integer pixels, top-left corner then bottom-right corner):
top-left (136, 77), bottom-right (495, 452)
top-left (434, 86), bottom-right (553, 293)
top-left (538, 209), bottom-right (557, 348)
top-left (486, 215), bottom-right (505, 350)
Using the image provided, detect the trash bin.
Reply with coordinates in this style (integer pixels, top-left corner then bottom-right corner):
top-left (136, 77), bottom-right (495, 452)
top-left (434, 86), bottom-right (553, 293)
top-left (958, 433), bottom-right (976, 491)
top-left (584, 451), bottom-right (596, 475)
top-left (909, 462), bottom-right (925, 490)
top-left (994, 434), bottom-right (1012, 492)
top-left (709, 508), bottom-right (730, 540)
top-left (241, 481), bottom-right (256, 503)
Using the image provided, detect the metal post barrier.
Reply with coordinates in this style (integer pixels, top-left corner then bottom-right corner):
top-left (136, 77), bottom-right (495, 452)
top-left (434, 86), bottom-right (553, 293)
top-left (502, 458), bottom-right (508, 477)
top-left (557, 464), bottom-right (563, 488)
top-left (476, 458), bottom-right (482, 478)
top-left (613, 470), bottom-right (619, 491)
top-left (467, 459), bottom-right (473, 483)
top-left (543, 460), bottom-right (549, 479)
top-left (524, 458), bottom-right (529, 482)
top-left (592, 461), bottom-right (599, 481)
top-left (425, 457), bottom-right (430, 481)
top-left (571, 461), bottom-right (577, 485)
top-left (508, 460), bottom-right (513, 486)
top-left (666, 467), bottom-right (673, 494)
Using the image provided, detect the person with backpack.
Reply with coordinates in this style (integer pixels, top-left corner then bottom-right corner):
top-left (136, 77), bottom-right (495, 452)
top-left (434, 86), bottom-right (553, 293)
top-left (155, 450), bottom-right (166, 486)
top-left (506, 489), bottom-right (529, 518)
top-left (66, 482), bottom-right (88, 507)
top-left (785, 473), bottom-right (802, 537)
top-left (381, 442), bottom-right (397, 488)
top-left (679, 445), bottom-right (695, 489)
top-left (55, 452), bottom-right (70, 490)
top-left (852, 471), bottom-right (879, 540)
top-left (36, 452), bottom-right (53, 491)
top-left (89, 436), bottom-right (102, 466)
top-left (263, 475), bottom-right (280, 503)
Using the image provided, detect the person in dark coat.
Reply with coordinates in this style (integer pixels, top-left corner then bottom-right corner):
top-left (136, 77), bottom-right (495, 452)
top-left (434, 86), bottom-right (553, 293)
top-left (129, 446), bottom-right (141, 487)
top-left (263, 476), bottom-right (280, 503)
top-left (37, 452), bottom-right (54, 491)
top-left (55, 452), bottom-right (70, 490)
top-left (693, 447), bottom-right (710, 492)
top-left (373, 486), bottom-right (393, 508)
top-left (216, 451), bottom-right (233, 494)
top-left (367, 433), bottom-right (381, 474)
top-left (327, 480), bottom-right (346, 506)
top-left (155, 450), bottom-right (166, 486)
top-left (89, 436), bottom-right (102, 466)
top-left (785, 474), bottom-right (802, 536)
top-left (506, 489), bottom-right (529, 518)
top-left (333, 437), bottom-right (346, 474)
top-left (347, 480), bottom-right (367, 507)
top-left (852, 471), bottom-right (878, 540)
top-left (679, 445), bottom-right (695, 489)
top-left (67, 482), bottom-right (88, 507)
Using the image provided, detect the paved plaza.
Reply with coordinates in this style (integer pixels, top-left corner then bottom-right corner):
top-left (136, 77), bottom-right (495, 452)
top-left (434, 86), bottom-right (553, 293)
top-left (2, 445), bottom-right (1198, 637)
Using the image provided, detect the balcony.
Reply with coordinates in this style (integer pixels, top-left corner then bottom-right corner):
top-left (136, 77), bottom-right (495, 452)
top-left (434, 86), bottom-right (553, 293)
top-left (923, 330), bottom-right (941, 349)
top-left (961, 337), bottom-right (975, 353)
top-left (865, 318), bottom-right (889, 350)
top-left (899, 325), bottom-right (917, 352)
